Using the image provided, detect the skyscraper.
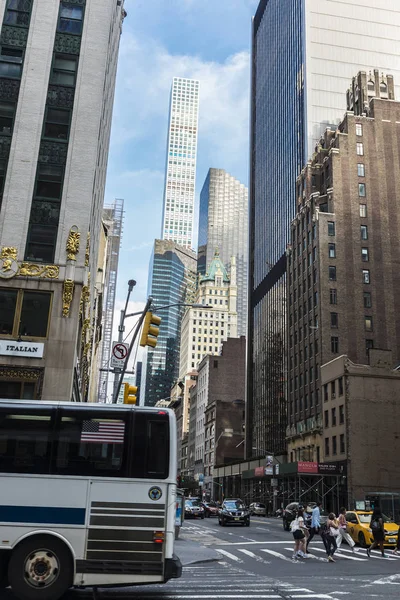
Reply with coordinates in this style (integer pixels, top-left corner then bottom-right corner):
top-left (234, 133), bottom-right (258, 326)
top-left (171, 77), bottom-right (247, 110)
top-left (141, 239), bottom-right (197, 407)
top-left (0, 0), bottom-right (125, 401)
top-left (247, 0), bottom-right (400, 456)
top-left (161, 77), bottom-right (199, 248)
top-left (198, 169), bottom-right (248, 336)
top-left (142, 77), bottom-right (200, 406)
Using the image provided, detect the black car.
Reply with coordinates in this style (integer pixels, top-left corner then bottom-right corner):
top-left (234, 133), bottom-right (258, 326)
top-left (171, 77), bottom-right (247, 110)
top-left (282, 502), bottom-right (314, 531)
top-left (218, 499), bottom-right (250, 527)
top-left (282, 502), bottom-right (328, 531)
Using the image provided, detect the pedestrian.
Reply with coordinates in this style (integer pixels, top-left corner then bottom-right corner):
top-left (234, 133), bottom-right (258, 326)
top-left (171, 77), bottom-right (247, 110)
top-left (290, 511), bottom-right (309, 560)
top-left (306, 501), bottom-right (322, 553)
top-left (392, 525), bottom-right (400, 555)
top-left (367, 507), bottom-right (386, 558)
top-left (336, 507), bottom-right (356, 553)
top-left (325, 512), bottom-right (340, 562)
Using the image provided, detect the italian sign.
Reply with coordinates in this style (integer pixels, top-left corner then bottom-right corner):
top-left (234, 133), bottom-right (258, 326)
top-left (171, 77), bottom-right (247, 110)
top-left (0, 340), bottom-right (44, 358)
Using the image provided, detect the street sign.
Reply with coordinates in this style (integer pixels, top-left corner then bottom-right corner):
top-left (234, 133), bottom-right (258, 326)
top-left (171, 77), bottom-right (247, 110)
top-left (110, 341), bottom-right (129, 368)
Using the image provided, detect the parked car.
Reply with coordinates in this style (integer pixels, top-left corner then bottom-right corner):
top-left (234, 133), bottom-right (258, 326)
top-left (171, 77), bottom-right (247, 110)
top-left (346, 511), bottom-right (399, 548)
top-left (202, 501), bottom-right (219, 517)
top-left (249, 502), bottom-right (267, 517)
top-left (218, 498), bottom-right (250, 527)
top-left (282, 502), bottom-right (328, 531)
top-left (185, 499), bottom-right (205, 519)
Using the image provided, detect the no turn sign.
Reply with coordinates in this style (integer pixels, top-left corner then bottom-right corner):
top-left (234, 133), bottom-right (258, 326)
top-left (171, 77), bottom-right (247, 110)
top-left (110, 341), bottom-right (129, 368)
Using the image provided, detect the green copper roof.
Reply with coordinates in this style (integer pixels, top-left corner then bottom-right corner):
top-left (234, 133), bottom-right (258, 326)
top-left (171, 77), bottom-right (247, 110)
top-left (200, 248), bottom-right (230, 283)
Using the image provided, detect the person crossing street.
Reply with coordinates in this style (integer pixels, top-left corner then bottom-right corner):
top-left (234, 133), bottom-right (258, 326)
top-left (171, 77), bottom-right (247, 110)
top-left (336, 507), bottom-right (356, 553)
top-left (306, 501), bottom-right (322, 553)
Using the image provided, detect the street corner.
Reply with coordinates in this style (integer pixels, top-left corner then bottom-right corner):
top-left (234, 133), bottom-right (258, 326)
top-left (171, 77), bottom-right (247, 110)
top-left (175, 534), bottom-right (220, 566)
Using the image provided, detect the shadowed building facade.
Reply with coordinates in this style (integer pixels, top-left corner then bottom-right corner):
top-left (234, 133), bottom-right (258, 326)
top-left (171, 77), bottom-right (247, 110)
top-left (247, 0), bottom-right (400, 458)
top-left (287, 72), bottom-right (400, 463)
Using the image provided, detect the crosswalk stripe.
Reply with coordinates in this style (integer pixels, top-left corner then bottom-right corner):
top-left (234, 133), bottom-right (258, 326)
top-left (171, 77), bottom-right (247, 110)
top-left (310, 547), bottom-right (366, 561)
top-left (287, 594), bottom-right (333, 600)
top-left (344, 547), bottom-right (398, 560)
top-left (238, 548), bottom-right (271, 564)
top-left (216, 549), bottom-right (244, 562)
top-left (283, 548), bottom-right (326, 562)
top-left (260, 548), bottom-right (303, 563)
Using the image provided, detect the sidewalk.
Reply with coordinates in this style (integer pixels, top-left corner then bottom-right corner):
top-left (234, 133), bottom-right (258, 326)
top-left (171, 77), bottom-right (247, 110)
top-left (175, 530), bottom-right (219, 566)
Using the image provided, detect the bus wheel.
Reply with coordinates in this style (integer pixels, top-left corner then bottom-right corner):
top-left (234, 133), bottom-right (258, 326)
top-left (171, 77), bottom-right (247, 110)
top-left (8, 536), bottom-right (73, 600)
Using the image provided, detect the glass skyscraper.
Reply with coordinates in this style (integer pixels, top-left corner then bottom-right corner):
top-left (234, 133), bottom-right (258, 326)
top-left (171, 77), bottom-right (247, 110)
top-left (247, 0), bottom-right (400, 456)
top-left (141, 240), bottom-right (196, 407)
top-left (161, 77), bottom-right (200, 248)
top-left (198, 168), bottom-right (248, 337)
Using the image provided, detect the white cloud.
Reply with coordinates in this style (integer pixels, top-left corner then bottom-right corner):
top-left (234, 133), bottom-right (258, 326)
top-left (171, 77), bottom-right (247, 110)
top-left (111, 33), bottom-right (250, 180)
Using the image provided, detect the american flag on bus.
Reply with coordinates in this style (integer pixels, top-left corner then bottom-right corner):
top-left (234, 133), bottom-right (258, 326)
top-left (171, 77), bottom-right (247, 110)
top-left (80, 420), bottom-right (125, 444)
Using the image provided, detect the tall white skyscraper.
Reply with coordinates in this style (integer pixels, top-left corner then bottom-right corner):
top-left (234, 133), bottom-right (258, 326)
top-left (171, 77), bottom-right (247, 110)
top-left (161, 77), bottom-right (199, 248)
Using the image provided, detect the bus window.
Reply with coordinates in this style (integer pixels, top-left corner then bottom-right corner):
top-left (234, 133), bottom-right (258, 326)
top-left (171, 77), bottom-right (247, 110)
top-left (0, 408), bottom-right (53, 474)
top-left (131, 412), bottom-right (170, 479)
top-left (53, 409), bottom-right (129, 477)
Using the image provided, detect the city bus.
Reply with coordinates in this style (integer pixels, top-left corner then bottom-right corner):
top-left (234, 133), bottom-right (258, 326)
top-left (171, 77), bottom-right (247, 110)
top-left (0, 400), bottom-right (182, 600)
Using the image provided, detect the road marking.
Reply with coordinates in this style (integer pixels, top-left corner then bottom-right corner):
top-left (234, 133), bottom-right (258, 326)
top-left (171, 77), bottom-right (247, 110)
top-left (337, 547), bottom-right (397, 561)
top-left (216, 540), bottom-right (323, 546)
top-left (371, 573), bottom-right (400, 585)
top-left (288, 594), bottom-right (333, 600)
top-left (260, 548), bottom-right (303, 563)
top-left (135, 596), bottom-right (282, 599)
top-left (283, 548), bottom-right (327, 562)
top-left (216, 549), bottom-right (244, 563)
top-left (311, 547), bottom-right (366, 561)
top-left (238, 548), bottom-right (271, 564)
top-left (256, 527), bottom-right (271, 532)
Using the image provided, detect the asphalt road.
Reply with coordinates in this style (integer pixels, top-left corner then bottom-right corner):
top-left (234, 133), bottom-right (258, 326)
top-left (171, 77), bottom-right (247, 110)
top-left (179, 514), bottom-right (400, 599)
top-left (3, 517), bottom-right (399, 600)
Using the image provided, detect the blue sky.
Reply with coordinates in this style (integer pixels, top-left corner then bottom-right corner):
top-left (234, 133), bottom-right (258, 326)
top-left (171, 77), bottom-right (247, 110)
top-left (104, 0), bottom-right (259, 338)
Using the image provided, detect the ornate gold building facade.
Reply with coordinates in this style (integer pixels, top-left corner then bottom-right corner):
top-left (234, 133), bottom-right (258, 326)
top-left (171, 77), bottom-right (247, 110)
top-left (0, 0), bottom-right (126, 401)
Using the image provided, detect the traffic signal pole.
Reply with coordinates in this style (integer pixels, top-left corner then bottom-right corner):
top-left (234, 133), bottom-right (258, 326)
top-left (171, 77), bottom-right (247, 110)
top-left (112, 280), bottom-right (136, 402)
top-left (113, 296), bottom-right (153, 404)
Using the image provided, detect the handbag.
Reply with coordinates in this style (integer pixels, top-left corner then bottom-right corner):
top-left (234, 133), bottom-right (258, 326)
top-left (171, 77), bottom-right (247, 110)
top-left (330, 526), bottom-right (340, 537)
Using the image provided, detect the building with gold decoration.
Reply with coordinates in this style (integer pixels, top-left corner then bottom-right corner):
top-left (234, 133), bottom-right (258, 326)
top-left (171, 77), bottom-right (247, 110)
top-left (0, 0), bottom-right (126, 401)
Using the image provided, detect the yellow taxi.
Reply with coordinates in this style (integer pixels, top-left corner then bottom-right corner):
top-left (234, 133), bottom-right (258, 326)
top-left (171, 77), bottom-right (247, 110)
top-left (345, 511), bottom-right (399, 547)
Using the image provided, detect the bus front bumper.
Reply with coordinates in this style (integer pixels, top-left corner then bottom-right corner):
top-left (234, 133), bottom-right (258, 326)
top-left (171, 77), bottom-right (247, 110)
top-left (164, 554), bottom-right (182, 581)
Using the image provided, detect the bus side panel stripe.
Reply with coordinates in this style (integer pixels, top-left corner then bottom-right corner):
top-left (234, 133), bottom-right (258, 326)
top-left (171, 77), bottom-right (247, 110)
top-left (0, 505), bottom-right (86, 525)
top-left (89, 516), bottom-right (164, 528)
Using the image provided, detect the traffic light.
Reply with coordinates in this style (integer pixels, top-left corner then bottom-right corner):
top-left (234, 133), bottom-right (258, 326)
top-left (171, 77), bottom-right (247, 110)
top-left (139, 311), bottom-right (161, 348)
top-left (123, 383), bottom-right (138, 404)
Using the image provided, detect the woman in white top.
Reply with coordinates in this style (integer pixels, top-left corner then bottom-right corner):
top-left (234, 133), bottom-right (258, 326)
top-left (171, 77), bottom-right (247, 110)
top-left (336, 507), bottom-right (356, 553)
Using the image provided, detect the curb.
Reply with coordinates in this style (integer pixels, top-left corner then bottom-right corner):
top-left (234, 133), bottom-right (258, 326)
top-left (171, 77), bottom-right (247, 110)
top-left (181, 556), bottom-right (220, 566)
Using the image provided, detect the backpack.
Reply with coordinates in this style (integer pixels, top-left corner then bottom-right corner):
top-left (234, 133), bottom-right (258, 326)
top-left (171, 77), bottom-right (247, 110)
top-left (371, 518), bottom-right (381, 532)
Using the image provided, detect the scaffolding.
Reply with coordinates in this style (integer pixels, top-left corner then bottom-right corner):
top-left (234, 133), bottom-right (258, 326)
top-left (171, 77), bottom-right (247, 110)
top-left (98, 198), bottom-right (124, 403)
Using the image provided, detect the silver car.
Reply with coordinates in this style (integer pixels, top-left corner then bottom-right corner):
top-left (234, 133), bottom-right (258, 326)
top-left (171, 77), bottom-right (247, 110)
top-left (249, 502), bottom-right (267, 516)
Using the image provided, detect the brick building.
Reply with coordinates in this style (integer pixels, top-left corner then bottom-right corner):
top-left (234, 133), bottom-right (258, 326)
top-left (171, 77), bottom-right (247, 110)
top-left (287, 71), bottom-right (400, 462)
top-left (322, 350), bottom-right (400, 511)
top-left (186, 336), bottom-right (246, 499)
